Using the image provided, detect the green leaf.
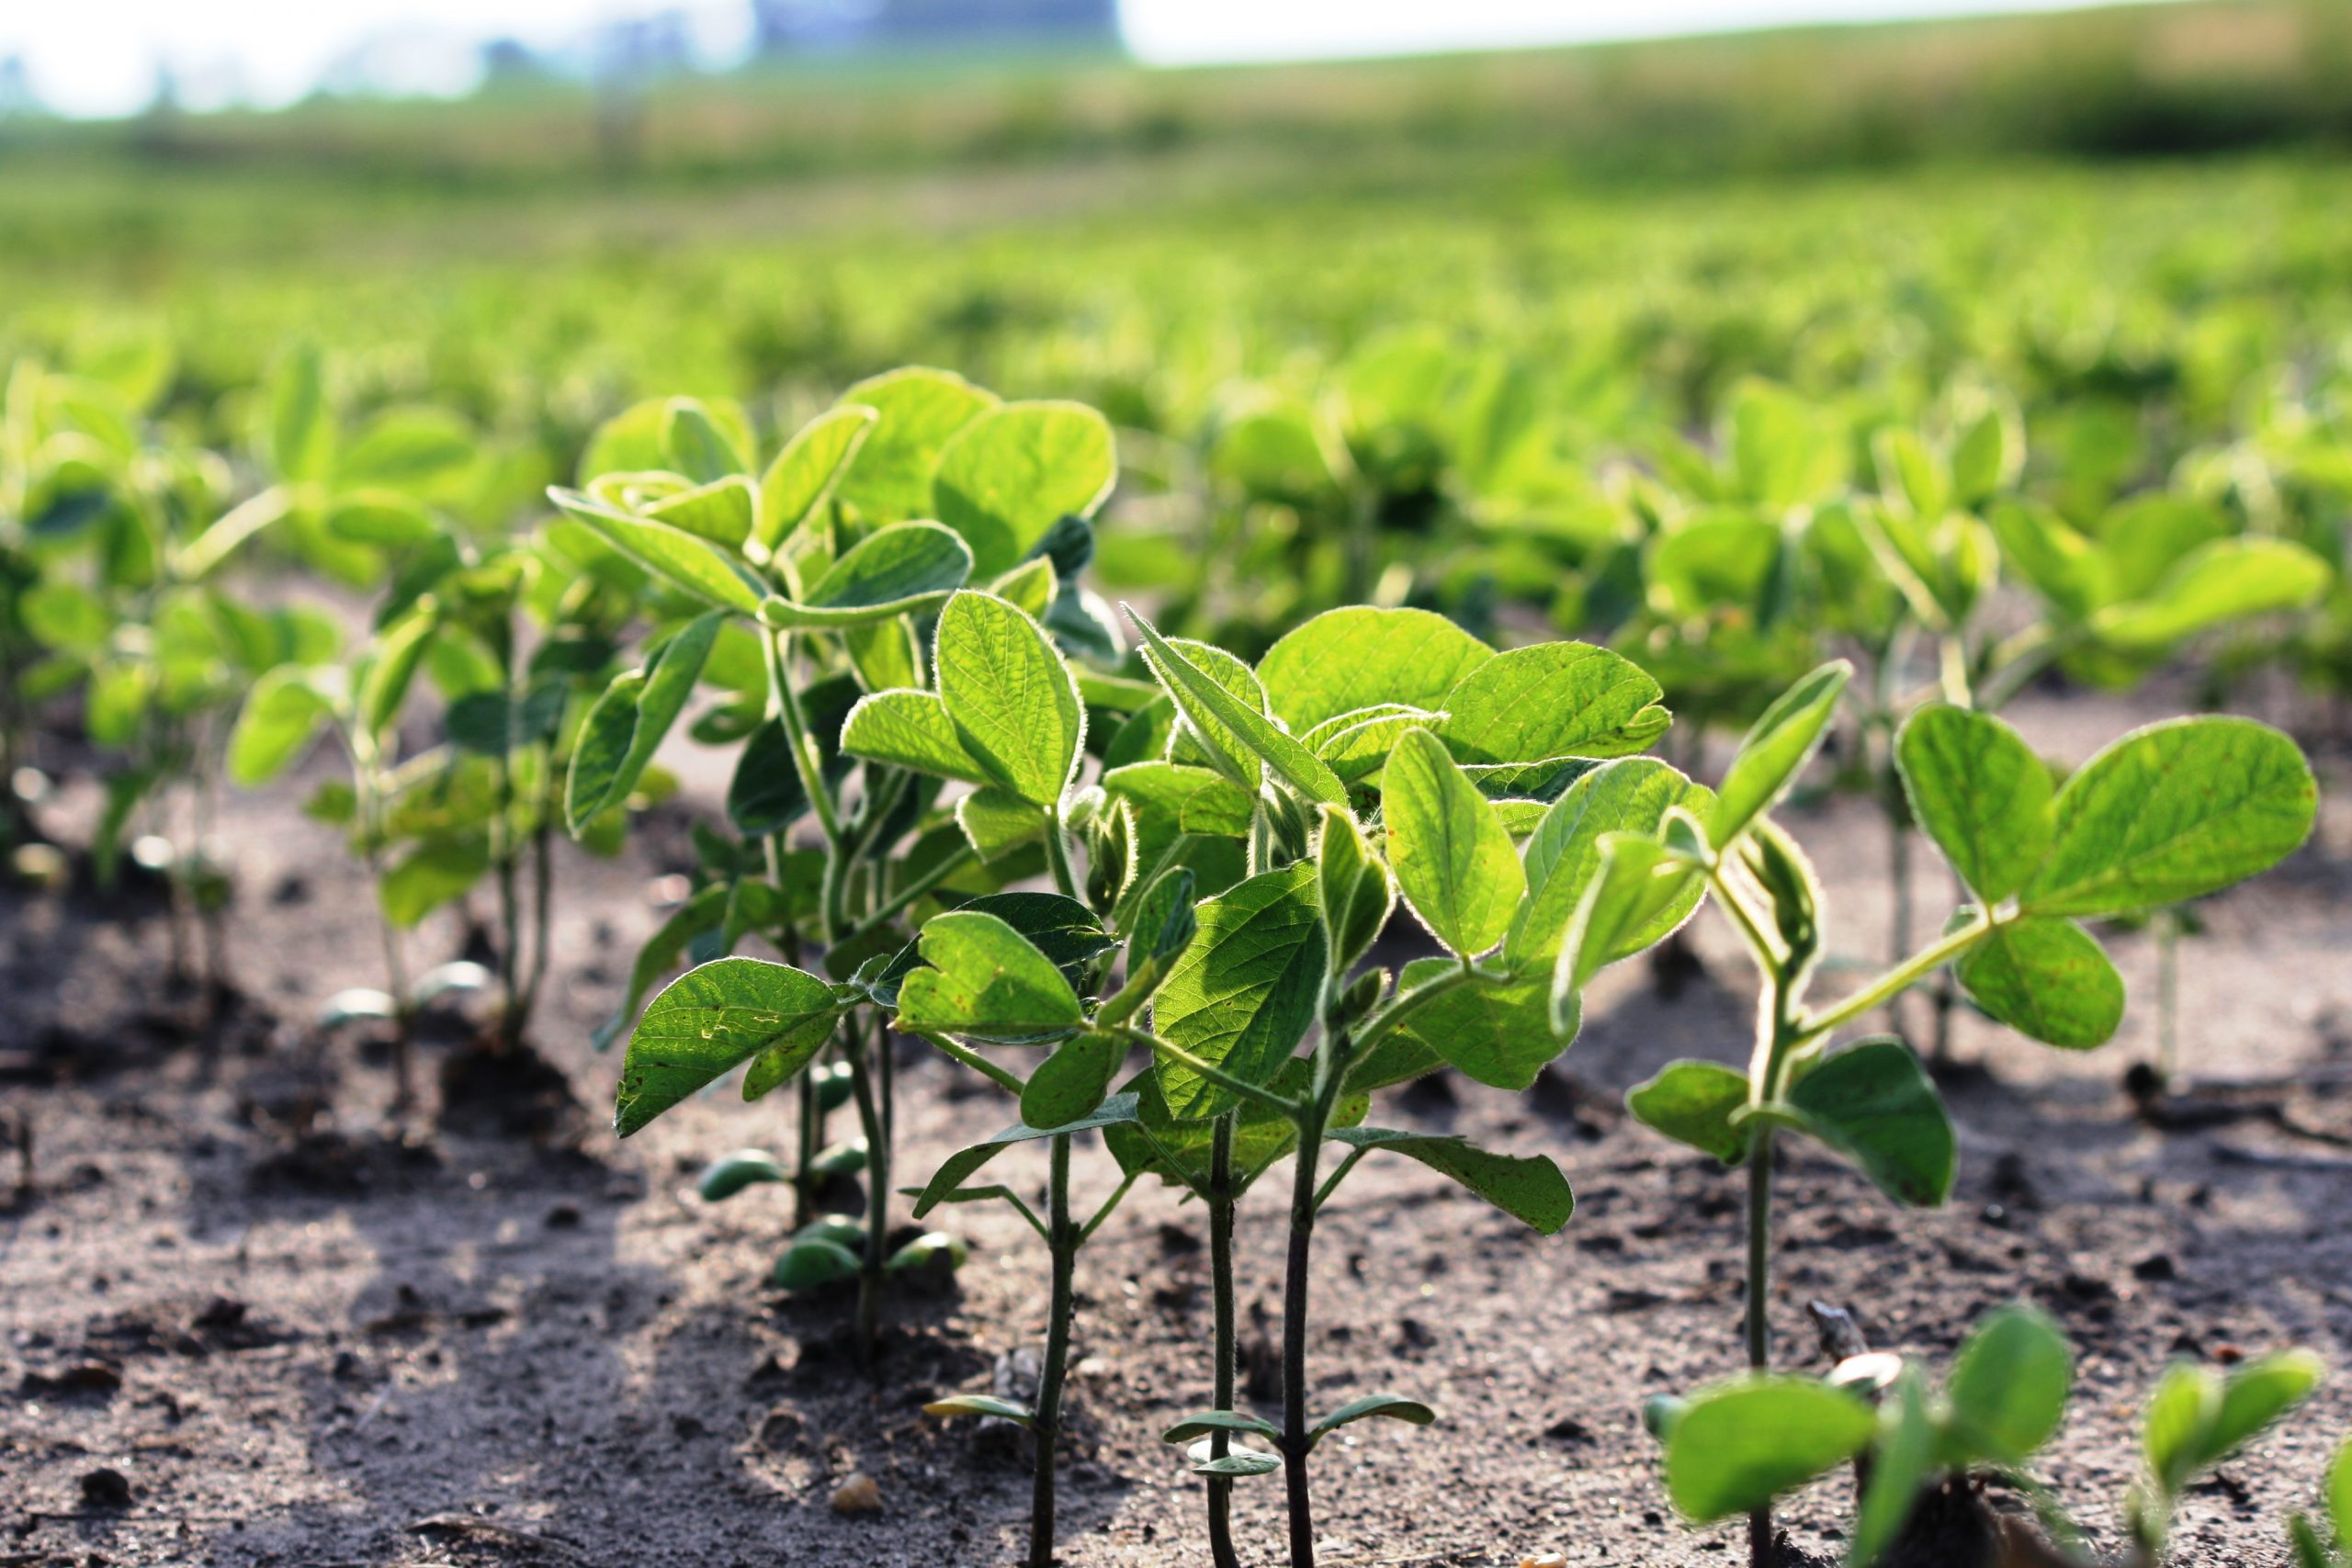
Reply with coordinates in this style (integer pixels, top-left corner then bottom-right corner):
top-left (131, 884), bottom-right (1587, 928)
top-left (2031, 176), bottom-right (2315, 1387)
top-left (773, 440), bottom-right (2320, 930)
top-left (758, 403), bottom-right (876, 548)
top-left (22, 581), bottom-right (110, 653)
top-left (841, 689), bottom-right (989, 785)
top-left (340, 406), bottom-right (474, 489)
top-left (2198, 1351), bottom-right (2326, 1474)
top-left (1307, 1394), bottom-right (1436, 1448)
top-left (894, 909), bottom-right (1083, 1039)
top-left (379, 838), bottom-right (489, 929)
top-left (1126, 605), bottom-right (1347, 808)
top-left (925, 1394), bottom-right (1034, 1427)
top-left (548, 487), bottom-right (762, 613)
top-left (1663, 1377), bottom-right (1875, 1524)
top-left (2091, 538), bottom-right (2330, 652)
top-left (644, 476), bottom-right (755, 550)
top-left (1306, 704), bottom-right (1442, 784)
top-left (325, 490), bottom-right (436, 547)
top-left (2145, 1361), bottom-right (2222, 1499)
top-left (566, 611), bottom-right (723, 834)
top-left (832, 367), bottom-right (999, 524)
top-left (1956, 915), bottom-right (2124, 1049)
top-left (1507, 758), bottom-right (1713, 970)
top-left (1711, 660), bottom-right (1851, 847)
top-left (227, 666), bottom-right (338, 787)
top-left (1786, 1038), bottom-right (1955, 1207)
top-left (1627, 1059), bottom-right (1752, 1164)
top-left (1895, 705), bottom-right (2052, 904)
top-left (1102, 761), bottom-right (1257, 840)
top-left (934, 591), bottom-right (1084, 808)
top-left (933, 400), bottom-right (1116, 577)
top-left (1383, 728), bottom-right (1523, 957)
top-left (2329, 1438), bottom-right (2352, 1548)
top-left (1107, 1056), bottom-right (1352, 1191)
top-left (761, 521), bottom-right (973, 628)
top-left (958, 787), bottom-right (1048, 863)
top-left (615, 958), bottom-right (844, 1136)
top-left (597, 884), bottom-right (729, 1053)
top-left (910, 1094), bottom-right (1141, 1218)
top-left (1256, 606), bottom-right (1493, 732)
top-left (2021, 716), bottom-right (2317, 918)
top-left (727, 720), bottom-right (809, 836)
top-left (1437, 641), bottom-right (1670, 775)
top-left (774, 1237), bottom-right (861, 1292)
top-left (989, 556), bottom-right (1058, 620)
top-left (1159, 637), bottom-right (1272, 782)
top-left (1850, 1367), bottom-right (1937, 1568)
top-left (1020, 1031), bottom-right (1122, 1128)
top-left (1125, 865), bottom-right (1199, 971)
top-left (1555, 832), bottom-right (1704, 999)
top-left (1326, 1127), bottom-right (1574, 1233)
top-left (358, 604), bottom-right (437, 739)
top-left (1947, 1305), bottom-right (2073, 1465)
top-left (697, 1150), bottom-right (788, 1201)
top-left (1192, 1451), bottom-right (1283, 1478)
top-left (1317, 805), bottom-right (1395, 971)
top-left (268, 343), bottom-right (331, 483)
top-left (662, 399), bottom-right (750, 481)
top-left (1164, 1411), bottom-right (1280, 1445)
top-left (1388, 957), bottom-right (1560, 1091)
top-left (1151, 862), bottom-right (1326, 1120)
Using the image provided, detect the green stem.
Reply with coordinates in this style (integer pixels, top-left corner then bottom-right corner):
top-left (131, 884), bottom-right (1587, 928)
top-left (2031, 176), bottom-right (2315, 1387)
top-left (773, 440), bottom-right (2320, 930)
top-left (1205, 1112), bottom-right (1242, 1568)
top-left (1030, 1133), bottom-right (1076, 1568)
top-left (1746, 1126), bottom-right (1778, 1568)
top-left (793, 1069), bottom-right (819, 1230)
top-left (835, 845), bottom-right (975, 949)
top-left (1113, 1026), bottom-right (1296, 1117)
top-left (845, 1020), bottom-right (888, 1364)
top-left (1043, 806), bottom-right (1080, 901)
top-left (1797, 914), bottom-right (1994, 1046)
top-left (915, 1031), bottom-right (1028, 1097)
top-left (2157, 908), bottom-right (2181, 1089)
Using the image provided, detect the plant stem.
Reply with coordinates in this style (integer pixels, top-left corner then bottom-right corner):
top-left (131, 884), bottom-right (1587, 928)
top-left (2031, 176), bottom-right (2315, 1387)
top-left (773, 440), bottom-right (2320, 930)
top-left (844, 1021), bottom-right (888, 1364)
top-left (835, 845), bottom-right (976, 948)
top-left (793, 1070), bottom-right (819, 1229)
top-left (2156, 908), bottom-right (2181, 1089)
top-left (1278, 1021), bottom-right (1353, 1568)
top-left (1114, 1026), bottom-right (1296, 1117)
top-left (1205, 1112), bottom-right (1242, 1568)
top-left (1797, 914), bottom-right (1993, 1046)
top-left (1746, 1125), bottom-right (1778, 1568)
top-left (1044, 806), bottom-right (1080, 902)
top-left (1280, 1099), bottom-right (1325, 1568)
top-left (1030, 1132), bottom-right (1076, 1568)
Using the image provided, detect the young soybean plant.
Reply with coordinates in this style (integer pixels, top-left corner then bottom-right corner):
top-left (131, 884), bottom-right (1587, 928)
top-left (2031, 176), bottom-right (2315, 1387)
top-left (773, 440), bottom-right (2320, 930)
top-left (1852, 448), bottom-right (2331, 1060)
top-left (1608, 665), bottom-right (2319, 1568)
top-left (578, 372), bottom-right (1125, 1359)
top-left (891, 872), bottom-right (1200, 1567)
top-left (2290, 1438), bottom-right (2352, 1568)
top-left (1090, 604), bottom-right (1702, 1568)
top-left (1650, 1303), bottom-right (2324, 1567)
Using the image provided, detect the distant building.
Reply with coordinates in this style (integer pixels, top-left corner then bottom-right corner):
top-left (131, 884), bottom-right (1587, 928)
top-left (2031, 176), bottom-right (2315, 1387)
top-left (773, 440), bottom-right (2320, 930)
top-left (749, 0), bottom-right (1118, 56)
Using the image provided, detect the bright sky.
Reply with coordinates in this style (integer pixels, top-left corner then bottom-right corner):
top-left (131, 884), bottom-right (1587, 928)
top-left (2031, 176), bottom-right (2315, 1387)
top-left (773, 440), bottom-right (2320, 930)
top-left (3, 0), bottom-right (2126, 118)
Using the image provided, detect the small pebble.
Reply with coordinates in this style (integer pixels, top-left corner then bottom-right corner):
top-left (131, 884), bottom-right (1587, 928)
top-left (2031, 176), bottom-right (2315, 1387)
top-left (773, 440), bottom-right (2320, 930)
top-left (830, 1472), bottom-right (882, 1515)
top-left (1521, 1556), bottom-right (1567, 1568)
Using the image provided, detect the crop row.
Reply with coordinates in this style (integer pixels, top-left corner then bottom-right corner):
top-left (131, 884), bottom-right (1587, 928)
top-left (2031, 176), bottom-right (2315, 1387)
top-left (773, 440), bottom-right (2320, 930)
top-left (0, 357), bottom-right (2344, 1564)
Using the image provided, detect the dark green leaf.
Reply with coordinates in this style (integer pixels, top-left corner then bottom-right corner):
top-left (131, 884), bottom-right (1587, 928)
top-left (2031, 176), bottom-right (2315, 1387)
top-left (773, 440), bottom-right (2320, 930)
top-left (1787, 1038), bottom-right (1955, 1207)
top-left (1383, 727), bottom-right (1523, 957)
top-left (1326, 1127), bottom-right (1574, 1233)
top-left (615, 958), bottom-right (843, 1136)
top-left (1956, 915), bottom-right (2124, 1049)
top-left (1627, 1059), bottom-right (1752, 1164)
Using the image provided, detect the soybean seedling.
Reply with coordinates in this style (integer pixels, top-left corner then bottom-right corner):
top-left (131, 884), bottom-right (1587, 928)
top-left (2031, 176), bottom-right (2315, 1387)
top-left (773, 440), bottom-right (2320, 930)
top-left (898, 874), bottom-right (1196, 1568)
top-left (1853, 436), bottom-right (2330, 1060)
top-left (1107, 604), bottom-right (1704, 1567)
top-left (1650, 1302), bottom-right (2324, 1568)
top-left (2289, 1438), bottom-right (2352, 1568)
top-left (1611, 664), bottom-right (2318, 1568)
top-left (583, 373), bottom-right (1125, 1361)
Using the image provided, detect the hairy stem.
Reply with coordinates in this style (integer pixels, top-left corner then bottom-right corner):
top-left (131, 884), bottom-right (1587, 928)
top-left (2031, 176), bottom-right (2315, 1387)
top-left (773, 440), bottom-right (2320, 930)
top-left (1031, 1132), bottom-right (1076, 1568)
top-left (2156, 908), bottom-right (2181, 1089)
top-left (1206, 1112), bottom-right (1241, 1568)
top-left (845, 1021), bottom-right (888, 1364)
top-left (1747, 1126), bottom-right (1778, 1568)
